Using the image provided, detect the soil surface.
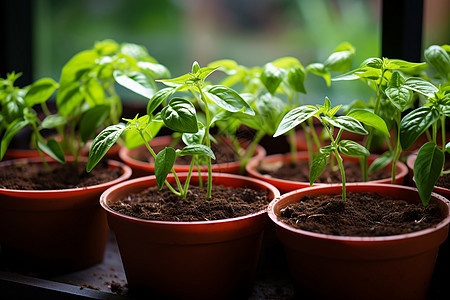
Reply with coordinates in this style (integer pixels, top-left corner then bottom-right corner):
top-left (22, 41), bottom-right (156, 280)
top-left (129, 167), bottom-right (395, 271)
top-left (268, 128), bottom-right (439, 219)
top-left (436, 173), bottom-right (450, 189)
top-left (258, 159), bottom-right (390, 183)
top-left (110, 185), bottom-right (271, 222)
top-left (278, 192), bottom-right (444, 236)
top-left (0, 160), bottom-right (122, 190)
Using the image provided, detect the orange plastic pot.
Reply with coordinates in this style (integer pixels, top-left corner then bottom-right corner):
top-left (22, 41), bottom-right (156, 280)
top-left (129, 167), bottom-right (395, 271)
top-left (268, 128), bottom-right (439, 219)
top-left (100, 172), bottom-right (280, 299)
top-left (2, 149), bottom-right (44, 160)
top-left (246, 151), bottom-right (408, 194)
top-left (119, 135), bottom-right (267, 178)
top-left (0, 157), bottom-right (132, 272)
top-left (406, 152), bottom-right (450, 199)
top-left (268, 183), bottom-right (450, 300)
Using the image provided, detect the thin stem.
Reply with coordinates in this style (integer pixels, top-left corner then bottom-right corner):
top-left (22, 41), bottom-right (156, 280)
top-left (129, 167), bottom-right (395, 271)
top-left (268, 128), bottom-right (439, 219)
top-left (139, 131), bottom-right (182, 196)
top-left (181, 159), bottom-right (195, 198)
top-left (391, 112), bottom-right (402, 184)
top-left (196, 83), bottom-right (212, 199)
top-left (41, 102), bottom-right (51, 116)
top-left (325, 125), bottom-right (346, 201)
top-left (240, 130), bottom-right (265, 173)
top-left (441, 116), bottom-right (446, 151)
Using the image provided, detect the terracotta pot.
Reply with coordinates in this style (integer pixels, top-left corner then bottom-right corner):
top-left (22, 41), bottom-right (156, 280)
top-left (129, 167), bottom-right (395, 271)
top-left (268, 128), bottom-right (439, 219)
top-left (406, 152), bottom-right (450, 199)
top-left (119, 135), bottom-right (267, 178)
top-left (245, 151), bottom-right (408, 194)
top-left (268, 183), bottom-right (450, 300)
top-left (0, 157), bottom-right (132, 272)
top-left (100, 173), bottom-right (280, 299)
top-left (2, 149), bottom-right (44, 160)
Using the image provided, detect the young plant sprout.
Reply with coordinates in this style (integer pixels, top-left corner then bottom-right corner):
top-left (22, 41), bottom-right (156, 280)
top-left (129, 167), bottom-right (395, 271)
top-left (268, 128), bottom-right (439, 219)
top-left (0, 72), bottom-right (62, 167)
top-left (274, 97), bottom-right (390, 201)
top-left (334, 57), bottom-right (427, 183)
top-left (87, 61), bottom-right (254, 199)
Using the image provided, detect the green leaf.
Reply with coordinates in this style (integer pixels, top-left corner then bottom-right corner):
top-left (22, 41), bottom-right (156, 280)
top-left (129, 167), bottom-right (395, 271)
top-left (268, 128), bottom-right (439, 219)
top-left (347, 109), bottom-right (390, 136)
top-left (338, 140), bottom-right (370, 157)
top-left (385, 85), bottom-right (413, 112)
top-left (307, 63), bottom-right (331, 86)
top-left (414, 142), bottom-right (445, 206)
top-left (56, 82), bottom-right (85, 116)
top-left (124, 118), bottom-right (163, 149)
top-left (196, 65), bottom-right (219, 80)
top-left (271, 57), bottom-right (303, 69)
top-left (24, 78), bottom-right (58, 106)
top-left (85, 78), bottom-right (105, 105)
top-left (324, 50), bottom-right (353, 72)
top-left (158, 73), bottom-right (194, 86)
top-left (87, 124), bottom-right (126, 172)
top-left (161, 98), bottom-right (198, 133)
top-left (176, 144), bottom-right (215, 160)
top-left (368, 151), bottom-right (393, 173)
top-left (137, 61), bottom-right (171, 79)
top-left (80, 105), bottom-right (110, 142)
top-left (0, 119), bottom-right (29, 160)
top-left (114, 70), bottom-right (156, 99)
top-left (287, 65), bottom-right (306, 94)
top-left (446, 142), bottom-right (450, 153)
top-left (400, 106), bottom-right (440, 150)
top-left (120, 42), bottom-right (155, 62)
top-left (386, 59), bottom-right (427, 71)
top-left (41, 114), bottom-right (67, 129)
top-left (274, 106), bottom-right (318, 137)
top-left (204, 85), bottom-right (254, 115)
top-left (182, 122), bottom-right (206, 145)
top-left (147, 86), bottom-right (178, 115)
top-left (323, 116), bottom-right (368, 135)
top-left (361, 58), bottom-right (383, 69)
top-left (155, 147), bottom-right (176, 190)
top-left (404, 77), bottom-right (438, 98)
top-left (310, 152), bottom-right (329, 186)
top-left (37, 139), bottom-right (65, 164)
top-left (424, 45), bottom-right (450, 77)
top-left (260, 63), bottom-right (284, 94)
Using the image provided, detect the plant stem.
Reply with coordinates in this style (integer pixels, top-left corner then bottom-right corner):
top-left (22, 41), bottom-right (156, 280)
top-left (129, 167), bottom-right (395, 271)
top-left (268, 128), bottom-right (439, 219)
top-left (240, 130), bottom-right (265, 173)
top-left (391, 112), bottom-right (402, 184)
top-left (139, 131), bottom-right (182, 196)
top-left (181, 159), bottom-right (195, 198)
top-left (308, 118), bottom-right (322, 150)
top-left (197, 83), bottom-right (212, 199)
top-left (326, 125), bottom-right (346, 201)
top-left (441, 116), bottom-right (446, 151)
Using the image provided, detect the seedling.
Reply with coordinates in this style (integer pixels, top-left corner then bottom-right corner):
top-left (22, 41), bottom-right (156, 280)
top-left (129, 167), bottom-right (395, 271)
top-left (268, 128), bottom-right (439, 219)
top-left (87, 61), bottom-right (254, 199)
top-left (0, 72), bottom-right (61, 167)
top-left (274, 97), bottom-right (391, 201)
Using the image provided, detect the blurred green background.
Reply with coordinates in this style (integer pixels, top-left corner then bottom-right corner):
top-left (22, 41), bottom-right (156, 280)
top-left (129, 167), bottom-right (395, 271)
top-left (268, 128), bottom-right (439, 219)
top-left (33, 0), bottom-right (449, 106)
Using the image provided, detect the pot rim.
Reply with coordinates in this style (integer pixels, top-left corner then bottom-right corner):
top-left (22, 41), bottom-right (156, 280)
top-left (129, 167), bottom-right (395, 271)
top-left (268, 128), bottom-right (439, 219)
top-left (246, 151), bottom-right (409, 186)
top-left (100, 172), bottom-right (280, 226)
top-left (0, 156), bottom-right (132, 195)
top-left (268, 182), bottom-right (450, 242)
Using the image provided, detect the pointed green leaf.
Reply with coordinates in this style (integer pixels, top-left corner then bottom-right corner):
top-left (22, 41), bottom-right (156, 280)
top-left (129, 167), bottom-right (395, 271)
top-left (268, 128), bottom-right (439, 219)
top-left (147, 86), bottom-right (178, 115)
top-left (339, 140), bottom-right (370, 157)
top-left (56, 82), bottom-right (84, 116)
top-left (80, 105), bottom-right (110, 142)
top-left (176, 144), bottom-right (215, 160)
top-left (310, 152), bottom-right (329, 186)
top-left (287, 65), bottom-right (306, 94)
top-left (37, 139), bottom-right (65, 164)
top-left (137, 61), bottom-right (171, 79)
top-left (41, 114), bottom-right (67, 129)
top-left (307, 63), bottom-right (331, 86)
top-left (1, 119), bottom-right (29, 160)
top-left (114, 70), bottom-right (156, 99)
top-left (182, 122), bottom-right (206, 145)
top-left (414, 142), bottom-right (444, 206)
top-left (404, 77), bottom-right (438, 98)
top-left (24, 78), bottom-right (58, 106)
top-left (368, 151), bottom-right (393, 173)
top-left (161, 98), bottom-right (198, 133)
top-left (424, 45), bottom-right (450, 77)
top-left (87, 124), bottom-right (126, 172)
top-left (274, 106), bottom-right (317, 137)
top-left (347, 109), bottom-right (390, 136)
top-left (323, 116), bottom-right (368, 135)
top-left (324, 50), bottom-right (353, 72)
top-left (400, 106), bottom-right (439, 150)
top-left (260, 63), bottom-right (284, 94)
top-left (124, 119), bottom-right (163, 149)
top-left (155, 147), bottom-right (176, 190)
top-left (385, 85), bottom-right (413, 112)
top-left (204, 85), bottom-right (254, 115)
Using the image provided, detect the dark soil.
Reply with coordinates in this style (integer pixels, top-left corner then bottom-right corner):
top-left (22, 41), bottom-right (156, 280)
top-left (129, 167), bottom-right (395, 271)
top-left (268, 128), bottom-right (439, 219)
top-left (135, 139), bottom-right (243, 165)
top-left (436, 173), bottom-right (450, 189)
top-left (0, 160), bottom-right (122, 190)
top-left (110, 185), bottom-right (271, 222)
top-left (259, 159), bottom-right (390, 183)
top-left (278, 192), bottom-right (444, 236)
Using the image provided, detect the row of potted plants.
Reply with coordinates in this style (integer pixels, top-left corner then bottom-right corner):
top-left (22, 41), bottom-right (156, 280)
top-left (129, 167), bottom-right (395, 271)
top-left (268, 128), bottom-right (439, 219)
top-left (0, 40), bottom-right (449, 299)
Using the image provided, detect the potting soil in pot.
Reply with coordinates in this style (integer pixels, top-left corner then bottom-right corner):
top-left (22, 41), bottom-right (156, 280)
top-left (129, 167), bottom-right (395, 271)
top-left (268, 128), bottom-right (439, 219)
top-left (259, 160), bottom-right (390, 183)
top-left (278, 192), bottom-right (445, 236)
top-left (0, 160), bottom-right (122, 190)
top-left (111, 185), bottom-right (270, 221)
